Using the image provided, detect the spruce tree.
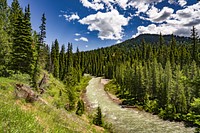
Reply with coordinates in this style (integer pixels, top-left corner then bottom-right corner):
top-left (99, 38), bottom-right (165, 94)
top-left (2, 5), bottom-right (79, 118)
top-left (59, 44), bottom-right (65, 80)
top-left (11, 8), bottom-right (34, 75)
top-left (0, 0), bottom-right (11, 76)
top-left (51, 39), bottom-right (59, 78)
top-left (191, 26), bottom-right (199, 62)
top-left (32, 13), bottom-right (46, 88)
top-left (93, 106), bottom-right (103, 126)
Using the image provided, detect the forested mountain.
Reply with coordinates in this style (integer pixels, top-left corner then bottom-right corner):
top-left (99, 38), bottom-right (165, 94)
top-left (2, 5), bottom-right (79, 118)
top-left (116, 34), bottom-right (191, 48)
top-left (0, 0), bottom-right (200, 132)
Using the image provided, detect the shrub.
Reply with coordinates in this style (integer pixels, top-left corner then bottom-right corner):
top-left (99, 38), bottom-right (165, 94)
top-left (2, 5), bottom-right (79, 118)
top-left (93, 106), bottom-right (103, 126)
top-left (76, 100), bottom-right (85, 116)
top-left (9, 72), bottom-right (31, 84)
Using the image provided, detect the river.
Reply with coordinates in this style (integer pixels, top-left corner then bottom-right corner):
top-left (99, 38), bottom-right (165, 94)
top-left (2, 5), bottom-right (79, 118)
top-left (85, 77), bottom-right (195, 133)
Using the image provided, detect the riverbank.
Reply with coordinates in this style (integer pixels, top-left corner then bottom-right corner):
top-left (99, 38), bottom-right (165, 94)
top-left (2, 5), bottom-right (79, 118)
top-left (85, 77), bottom-right (195, 133)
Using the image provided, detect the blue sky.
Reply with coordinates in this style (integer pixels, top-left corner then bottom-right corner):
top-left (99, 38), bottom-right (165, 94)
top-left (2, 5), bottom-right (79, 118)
top-left (8, 0), bottom-right (200, 51)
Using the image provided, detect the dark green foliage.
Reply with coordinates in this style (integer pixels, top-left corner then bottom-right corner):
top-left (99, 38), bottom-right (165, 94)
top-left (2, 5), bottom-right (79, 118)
top-left (68, 87), bottom-right (76, 110)
top-left (0, 0), bottom-right (11, 77)
top-left (59, 45), bottom-right (65, 80)
top-left (191, 26), bottom-right (199, 62)
top-left (52, 39), bottom-right (59, 78)
top-left (39, 13), bottom-right (46, 44)
top-left (76, 100), bottom-right (84, 116)
top-left (93, 106), bottom-right (103, 126)
top-left (11, 8), bottom-right (35, 75)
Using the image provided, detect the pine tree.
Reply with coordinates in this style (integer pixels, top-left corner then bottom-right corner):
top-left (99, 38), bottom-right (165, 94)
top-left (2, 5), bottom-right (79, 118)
top-left (76, 100), bottom-right (85, 116)
top-left (51, 39), bottom-right (59, 78)
top-left (32, 13), bottom-right (46, 88)
top-left (0, 0), bottom-right (11, 76)
top-left (191, 26), bottom-right (199, 62)
top-left (164, 61), bottom-right (173, 107)
top-left (151, 58), bottom-right (159, 99)
top-left (93, 106), bottom-right (103, 126)
top-left (39, 13), bottom-right (46, 45)
top-left (9, 0), bottom-right (21, 37)
top-left (11, 8), bottom-right (34, 75)
top-left (172, 65), bottom-right (187, 113)
top-left (39, 13), bottom-right (47, 69)
top-left (59, 44), bottom-right (65, 80)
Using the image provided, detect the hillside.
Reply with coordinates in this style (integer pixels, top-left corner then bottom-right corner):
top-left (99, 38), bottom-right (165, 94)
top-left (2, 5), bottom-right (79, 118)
top-left (0, 74), bottom-right (105, 133)
top-left (115, 34), bottom-right (191, 48)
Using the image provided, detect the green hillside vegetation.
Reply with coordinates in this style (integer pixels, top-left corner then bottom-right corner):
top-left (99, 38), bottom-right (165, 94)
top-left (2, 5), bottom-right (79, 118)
top-left (0, 74), bottom-right (105, 133)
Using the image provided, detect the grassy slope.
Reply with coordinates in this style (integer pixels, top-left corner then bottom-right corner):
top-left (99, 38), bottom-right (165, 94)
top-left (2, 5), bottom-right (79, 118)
top-left (0, 75), bottom-right (105, 133)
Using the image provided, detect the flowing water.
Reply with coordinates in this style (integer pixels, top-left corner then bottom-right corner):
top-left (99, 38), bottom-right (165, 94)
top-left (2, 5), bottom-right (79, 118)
top-left (85, 77), bottom-right (195, 133)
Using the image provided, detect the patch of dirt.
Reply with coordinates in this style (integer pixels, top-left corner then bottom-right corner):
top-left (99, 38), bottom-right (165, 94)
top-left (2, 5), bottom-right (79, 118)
top-left (15, 100), bottom-right (35, 111)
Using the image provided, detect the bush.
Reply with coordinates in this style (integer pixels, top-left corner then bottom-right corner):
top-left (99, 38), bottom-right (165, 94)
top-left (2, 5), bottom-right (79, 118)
top-left (191, 98), bottom-right (200, 115)
top-left (93, 106), bottom-right (103, 126)
top-left (76, 100), bottom-right (85, 116)
top-left (144, 99), bottom-right (158, 114)
top-left (9, 72), bottom-right (31, 84)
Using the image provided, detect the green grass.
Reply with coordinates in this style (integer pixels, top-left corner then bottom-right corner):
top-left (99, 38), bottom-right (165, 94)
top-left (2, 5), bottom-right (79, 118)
top-left (0, 76), bottom-right (105, 133)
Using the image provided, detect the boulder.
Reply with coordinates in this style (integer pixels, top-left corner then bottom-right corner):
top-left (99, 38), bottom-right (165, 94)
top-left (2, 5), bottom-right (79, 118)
top-left (15, 84), bottom-right (38, 102)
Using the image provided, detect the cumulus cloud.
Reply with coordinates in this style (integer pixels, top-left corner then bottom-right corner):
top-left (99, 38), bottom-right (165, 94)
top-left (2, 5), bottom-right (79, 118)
top-left (80, 0), bottom-right (104, 10)
top-left (75, 37), bottom-right (89, 42)
top-left (146, 6), bottom-right (174, 23)
top-left (132, 24), bottom-right (177, 38)
top-left (133, 2), bottom-right (200, 38)
top-left (79, 0), bottom-right (165, 13)
top-left (64, 13), bottom-right (80, 22)
top-left (184, 19), bottom-right (200, 27)
top-left (79, 9), bottom-right (130, 40)
top-left (77, 0), bottom-right (200, 41)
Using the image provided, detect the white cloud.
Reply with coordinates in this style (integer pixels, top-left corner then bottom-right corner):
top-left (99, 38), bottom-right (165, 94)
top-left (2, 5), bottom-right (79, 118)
top-left (75, 37), bottom-right (89, 42)
top-left (168, 0), bottom-right (187, 6)
top-left (79, 0), bottom-right (164, 13)
top-left (64, 13), bottom-right (80, 22)
top-left (80, 0), bottom-right (104, 10)
top-left (85, 45), bottom-right (88, 48)
top-left (116, 40), bottom-right (122, 43)
top-left (128, 0), bottom-right (164, 14)
top-left (168, 0), bottom-right (175, 4)
top-left (178, 0), bottom-right (187, 7)
top-left (79, 9), bottom-right (130, 40)
top-left (75, 38), bottom-right (79, 41)
top-left (80, 37), bottom-right (89, 42)
top-left (132, 2), bottom-right (200, 38)
top-left (132, 24), bottom-right (176, 38)
top-left (75, 33), bottom-right (81, 36)
top-left (114, 0), bottom-right (129, 10)
top-left (146, 6), bottom-right (174, 23)
top-left (77, 0), bottom-right (200, 40)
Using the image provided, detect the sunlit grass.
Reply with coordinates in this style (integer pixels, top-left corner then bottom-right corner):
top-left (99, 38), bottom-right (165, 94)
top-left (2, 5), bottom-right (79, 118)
top-left (0, 76), bottom-right (104, 133)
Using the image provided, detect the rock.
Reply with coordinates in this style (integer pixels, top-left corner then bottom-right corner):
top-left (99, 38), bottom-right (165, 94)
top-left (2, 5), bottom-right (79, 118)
top-left (15, 84), bottom-right (38, 102)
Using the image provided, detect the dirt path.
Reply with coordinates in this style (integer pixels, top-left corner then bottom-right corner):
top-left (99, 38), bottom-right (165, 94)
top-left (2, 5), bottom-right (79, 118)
top-left (85, 77), bottom-right (195, 133)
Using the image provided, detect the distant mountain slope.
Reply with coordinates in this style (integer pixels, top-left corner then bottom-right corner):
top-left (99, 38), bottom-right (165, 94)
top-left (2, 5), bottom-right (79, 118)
top-left (115, 34), bottom-right (191, 48)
